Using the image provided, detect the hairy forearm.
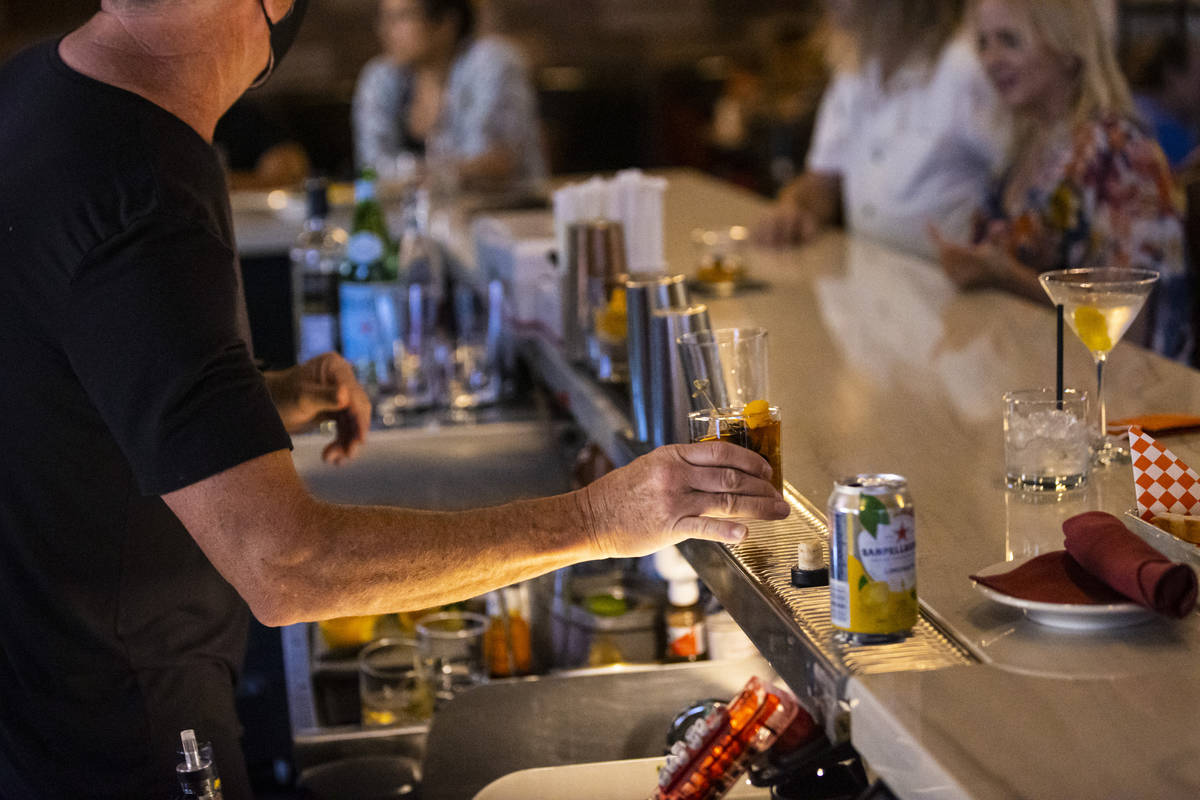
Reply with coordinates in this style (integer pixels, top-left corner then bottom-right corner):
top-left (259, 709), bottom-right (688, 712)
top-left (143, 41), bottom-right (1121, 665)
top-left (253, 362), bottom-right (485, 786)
top-left (253, 490), bottom-right (597, 624)
top-left (168, 442), bottom-right (788, 628)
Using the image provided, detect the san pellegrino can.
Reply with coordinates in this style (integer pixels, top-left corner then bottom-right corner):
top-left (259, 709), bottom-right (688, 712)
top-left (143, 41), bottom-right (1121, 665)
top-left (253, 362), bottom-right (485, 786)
top-left (828, 474), bottom-right (917, 643)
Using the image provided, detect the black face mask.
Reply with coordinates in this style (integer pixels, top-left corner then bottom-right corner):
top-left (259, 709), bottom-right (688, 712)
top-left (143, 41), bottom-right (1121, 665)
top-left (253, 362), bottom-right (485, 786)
top-left (250, 0), bottom-right (309, 89)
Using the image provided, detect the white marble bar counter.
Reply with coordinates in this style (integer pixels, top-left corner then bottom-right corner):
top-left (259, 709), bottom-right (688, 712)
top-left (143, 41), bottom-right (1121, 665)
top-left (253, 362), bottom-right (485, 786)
top-left (231, 171), bottom-right (1200, 798)
top-left (652, 172), bottom-right (1200, 799)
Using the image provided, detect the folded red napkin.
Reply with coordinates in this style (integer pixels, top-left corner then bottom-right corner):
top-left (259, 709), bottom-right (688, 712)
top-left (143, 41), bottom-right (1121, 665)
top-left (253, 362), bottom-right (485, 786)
top-left (970, 551), bottom-right (1129, 605)
top-left (1062, 511), bottom-right (1197, 618)
top-left (1107, 413), bottom-right (1200, 435)
top-left (971, 512), bottom-right (1198, 618)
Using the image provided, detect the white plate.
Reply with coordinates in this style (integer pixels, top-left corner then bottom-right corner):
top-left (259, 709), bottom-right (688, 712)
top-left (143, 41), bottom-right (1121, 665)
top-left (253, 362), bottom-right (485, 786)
top-left (474, 756), bottom-right (769, 799)
top-left (971, 557), bottom-right (1156, 630)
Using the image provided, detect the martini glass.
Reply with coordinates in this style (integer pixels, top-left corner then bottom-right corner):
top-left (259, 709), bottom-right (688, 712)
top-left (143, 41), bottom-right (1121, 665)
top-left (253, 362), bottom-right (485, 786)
top-left (1038, 268), bottom-right (1159, 465)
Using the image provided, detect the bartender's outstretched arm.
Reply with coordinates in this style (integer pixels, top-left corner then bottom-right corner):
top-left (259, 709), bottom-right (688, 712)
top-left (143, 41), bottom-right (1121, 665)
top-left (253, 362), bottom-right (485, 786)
top-left (163, 439), bottom-right (789, 626)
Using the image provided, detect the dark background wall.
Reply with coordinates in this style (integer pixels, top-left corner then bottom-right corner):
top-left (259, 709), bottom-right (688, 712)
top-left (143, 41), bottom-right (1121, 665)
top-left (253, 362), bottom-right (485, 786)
top-left (1, 1), bottom-right (1192, 185)
top-left (0, 0), bottom-right (825, 186)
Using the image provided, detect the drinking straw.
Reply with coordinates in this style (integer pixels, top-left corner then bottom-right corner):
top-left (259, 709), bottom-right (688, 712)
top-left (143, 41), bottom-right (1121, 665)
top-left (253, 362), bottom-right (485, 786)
top-left (1056, 304), bottom-right (1064, 410)
top-left (180, 729), bottom-right (203, 771)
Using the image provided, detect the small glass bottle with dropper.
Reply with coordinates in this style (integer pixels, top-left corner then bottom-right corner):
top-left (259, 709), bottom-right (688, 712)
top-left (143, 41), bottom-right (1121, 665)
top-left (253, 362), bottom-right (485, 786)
top-left (176, 729), bottom-right (223, 800)
top-left (664, 578), bottom-right (708, 663)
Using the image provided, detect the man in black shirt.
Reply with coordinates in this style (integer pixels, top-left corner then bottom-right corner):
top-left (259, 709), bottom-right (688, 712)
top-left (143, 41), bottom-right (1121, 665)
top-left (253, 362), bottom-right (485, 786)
top-left (0, 1), bottom-right (788, 797)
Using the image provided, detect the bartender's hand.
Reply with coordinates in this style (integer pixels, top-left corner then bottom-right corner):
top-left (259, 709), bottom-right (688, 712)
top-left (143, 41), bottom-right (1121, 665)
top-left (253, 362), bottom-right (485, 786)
top-left (578, 441), bottom-right (790, 558)
top-left (264, 352), bottom-right (372, 465)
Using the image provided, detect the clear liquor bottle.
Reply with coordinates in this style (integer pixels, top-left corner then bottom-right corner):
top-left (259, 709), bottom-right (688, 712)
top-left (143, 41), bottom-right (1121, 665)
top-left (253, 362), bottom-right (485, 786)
top-left (391, 187), bottom-right (447, 410)
top-left (290, 177), bottom-right (346, 364)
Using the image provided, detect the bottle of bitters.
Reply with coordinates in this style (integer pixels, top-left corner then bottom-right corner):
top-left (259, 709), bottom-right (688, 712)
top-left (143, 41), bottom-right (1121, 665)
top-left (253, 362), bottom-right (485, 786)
top-left (664, 578), bottom-right (708, 663)
top-left (176, 729), bottom-right (223, 800)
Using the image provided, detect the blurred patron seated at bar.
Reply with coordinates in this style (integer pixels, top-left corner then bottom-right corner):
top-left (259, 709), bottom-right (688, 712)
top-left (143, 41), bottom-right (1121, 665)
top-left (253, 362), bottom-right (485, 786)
top-left (0, 1), bottom-right (787, 797)
top-left (1125, 32), bottom-right (1200, 179)
top-left (930, 0), bottom-right (1190, 361)
top-left (757, 0), bottom-right (1008, 258)
top-left (707, 21), bottom-right (830, 196)
top-left (214, 96), bottom-right (311, 190)
top-left (352, 0), bottom-right (546, 191)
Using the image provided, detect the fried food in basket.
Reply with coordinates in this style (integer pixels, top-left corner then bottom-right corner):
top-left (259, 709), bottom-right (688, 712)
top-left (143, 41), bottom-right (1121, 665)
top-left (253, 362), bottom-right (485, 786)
top-left (1149, 513), bottom-right (1200, 545)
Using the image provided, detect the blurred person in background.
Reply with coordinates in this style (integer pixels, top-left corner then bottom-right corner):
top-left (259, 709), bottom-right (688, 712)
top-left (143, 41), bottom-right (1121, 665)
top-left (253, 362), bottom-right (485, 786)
top-left (710, 57), bottom-right (767, 155)
top-left (708, 21), bottom-right (830, 196)
top-left (759, 20), bottom-right (832, 192)
top-left (757, 0), bottom-right (1008, 259)
top-left (352, 0), bottom-right (546, 190)
top-left (930, 0), bottom-right (1189, 361)
top-left (1126, 32), bottom-right (1200, 178)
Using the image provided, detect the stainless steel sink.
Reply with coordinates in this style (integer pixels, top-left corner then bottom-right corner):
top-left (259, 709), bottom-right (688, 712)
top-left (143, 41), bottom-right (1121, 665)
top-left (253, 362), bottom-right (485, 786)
top-left (291, 416), bottom-right (578, 510)
top-left (284, 411), bottom-right (580, 771)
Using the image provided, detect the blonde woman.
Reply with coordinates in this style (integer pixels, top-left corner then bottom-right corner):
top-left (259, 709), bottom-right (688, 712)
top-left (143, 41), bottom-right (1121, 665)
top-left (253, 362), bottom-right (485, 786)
top-left (758, 0), bottom-right (1009, 259)
top-left (931, 0), bottom-right (1188, 358)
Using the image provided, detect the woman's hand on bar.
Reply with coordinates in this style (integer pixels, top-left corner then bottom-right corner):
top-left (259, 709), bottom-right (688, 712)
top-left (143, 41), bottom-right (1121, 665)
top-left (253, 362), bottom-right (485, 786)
top-left (929, 223), bottom-right (1048, 303)
top-left (578, 441), bottom-right (790, 558)
top-left (756, 202), bottom-right (822, 246)
top-left (754, 171), bottom-right (842, 247)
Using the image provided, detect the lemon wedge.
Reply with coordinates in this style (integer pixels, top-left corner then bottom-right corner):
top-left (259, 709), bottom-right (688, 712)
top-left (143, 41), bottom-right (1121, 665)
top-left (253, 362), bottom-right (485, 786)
top-left (744, 399), bottom-right (772, 429)
top-left (593, 288), bottom-right (627, 342)
top-left (1073, 306), bottom-right (1112, 353)
top-left (318, 615), bottom-right (379, 649)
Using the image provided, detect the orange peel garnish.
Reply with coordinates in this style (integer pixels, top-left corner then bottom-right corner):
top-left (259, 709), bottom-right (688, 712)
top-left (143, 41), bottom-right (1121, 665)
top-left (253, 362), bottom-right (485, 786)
top-left (744, 399), bottom-right (772, 429)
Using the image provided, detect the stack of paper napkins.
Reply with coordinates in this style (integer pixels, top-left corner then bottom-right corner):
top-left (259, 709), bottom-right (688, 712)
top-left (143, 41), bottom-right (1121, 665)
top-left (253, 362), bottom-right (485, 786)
top-left (552, 169), bottom-right (667, 273)
top-left (1128, 426), bottom-right (1200, 544)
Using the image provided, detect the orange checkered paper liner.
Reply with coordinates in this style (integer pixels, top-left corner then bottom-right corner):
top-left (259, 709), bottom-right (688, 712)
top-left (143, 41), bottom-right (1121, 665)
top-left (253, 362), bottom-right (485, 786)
top-left (1128, 426), bottom-right (1200, 521)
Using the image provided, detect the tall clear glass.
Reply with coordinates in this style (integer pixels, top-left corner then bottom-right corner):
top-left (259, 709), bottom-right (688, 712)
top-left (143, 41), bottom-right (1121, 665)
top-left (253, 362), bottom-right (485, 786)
top-left (677, 327), bottom-right (782, 491)
top-left (1038, 268), bottom-right (1159, 465)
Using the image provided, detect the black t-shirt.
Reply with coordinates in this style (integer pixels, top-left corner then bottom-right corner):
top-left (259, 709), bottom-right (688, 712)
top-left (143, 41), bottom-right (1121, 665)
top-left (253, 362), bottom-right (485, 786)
top-left (0, 41), bottom-right (292, 798)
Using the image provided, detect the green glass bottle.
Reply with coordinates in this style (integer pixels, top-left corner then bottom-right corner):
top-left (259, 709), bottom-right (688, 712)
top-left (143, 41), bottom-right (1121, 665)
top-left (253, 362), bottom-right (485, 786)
top-left (339, 168), bottom-right (397, 389)
top-left (340, 167), bottom-right (396, 282)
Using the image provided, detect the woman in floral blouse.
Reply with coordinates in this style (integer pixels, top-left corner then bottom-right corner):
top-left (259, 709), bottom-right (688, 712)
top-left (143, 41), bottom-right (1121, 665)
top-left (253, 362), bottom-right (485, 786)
top-left (352, 0), bottom-right (546, 191)
top-left (930, 0), bottom-right (1190, 360)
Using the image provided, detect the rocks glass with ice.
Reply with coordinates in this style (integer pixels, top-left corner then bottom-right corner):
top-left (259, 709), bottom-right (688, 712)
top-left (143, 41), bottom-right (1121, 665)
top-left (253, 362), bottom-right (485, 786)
top-left (1003, 388), bottom-right (1091, 492)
